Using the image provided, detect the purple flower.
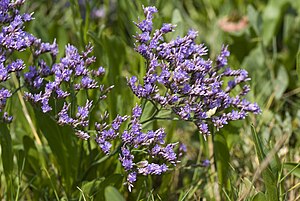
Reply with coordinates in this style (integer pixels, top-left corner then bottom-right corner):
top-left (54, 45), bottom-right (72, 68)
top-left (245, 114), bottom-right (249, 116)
top-left (132, 105), bottom-right (142, 118)
top-left (159, 143), bottom-right (178, 164)
top-left (0, 88), bottom-right (11, 109)
top-left (202, 159), bottom-right (210, 167)
top-left (117, 105), bottom-right (179, 191)
top-left (2, 112), bottom-right (13, 123)
top-left (7, 59), bottom-right (25, 72)
top-left (58, 103), bottom-right (74, 125)
top-left (128, 6), bottom-right (261, 135)
top-left (76, 100), bottom-right (92, 120)
top-left (75, 130), bottom-right (90, 140)
top-left (92, 66), bottom-right (105, 77)
top-left (120, 147), bottom-right (134, 171)
top-left (217, 45), bottom-right (230, 68)
top-left (97, 139), bottom-right (112, 154)
top-left (0, 63), bottom-right (9, 82)
top-left (112, 115), bottom-right (129, 130)
top-left (126, 172), bottom-right (137, 192)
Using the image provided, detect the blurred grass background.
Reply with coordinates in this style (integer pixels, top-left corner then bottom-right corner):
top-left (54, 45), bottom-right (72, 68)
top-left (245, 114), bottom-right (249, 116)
top-left (0, 0), bottom-right (300, 200)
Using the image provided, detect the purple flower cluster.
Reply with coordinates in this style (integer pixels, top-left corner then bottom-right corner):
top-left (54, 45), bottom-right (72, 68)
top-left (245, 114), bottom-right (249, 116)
top-left (0, 0), bottom-right (60, 123)
top-left (24, 43), bottom-right (110, 139)
top-left (118, 105), bottom-right (179, 191)
top-left (92, 104), bottom-right (182, 191)
top-left (0, 0), bottom-right (35, 51)
top-left (0, 0), bottom-right (110, 139)
top-left (0, 0), bottom-right (35, 122)
top-left (95, 114), bottom-right (129, 154)
top-left (129, 6), bottom-right (261, 135)
top-left (1, 1), bottom-right (184, 193)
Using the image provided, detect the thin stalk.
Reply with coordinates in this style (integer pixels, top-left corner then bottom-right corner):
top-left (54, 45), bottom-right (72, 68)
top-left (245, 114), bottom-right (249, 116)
top-left (208, 128), bottom-right (221, 201)
top-left (12, 74), bottom-right (42, 145)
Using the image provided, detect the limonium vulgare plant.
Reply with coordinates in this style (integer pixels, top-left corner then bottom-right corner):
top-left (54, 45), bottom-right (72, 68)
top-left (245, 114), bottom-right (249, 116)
top-left (0, 0), bottom-right (181, 192)
top-left (0, 0), bottom-right (261, 194)
top-left (129, 6), bottom-right (261, 137)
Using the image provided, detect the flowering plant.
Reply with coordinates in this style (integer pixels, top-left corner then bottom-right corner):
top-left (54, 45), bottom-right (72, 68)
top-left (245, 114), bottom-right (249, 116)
top-left (0, 0), bottom-right (261, 197)
top-left (129, 6), bottom-right (260, 136)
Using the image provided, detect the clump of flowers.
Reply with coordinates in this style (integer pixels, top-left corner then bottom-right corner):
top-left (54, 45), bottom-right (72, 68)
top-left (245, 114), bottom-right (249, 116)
top-left (0, 0), bottom-right (58, 123)
top-left (93, 105), bottom-right (183, 191)
top-left (119, 105), bottom-right (180, 191)
top-left (0, 0), bottom-right (114, 140)
top-left (24, 42), bottom-right (111, 139)
top-left (0, 0), bottom-right (35, 122)
top-left (129, 6), bottom-right (261, 136)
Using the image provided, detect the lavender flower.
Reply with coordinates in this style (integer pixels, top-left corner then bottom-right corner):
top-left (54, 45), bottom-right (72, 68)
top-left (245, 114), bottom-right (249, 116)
top-left (129, 6), bottom-right (261, 136)
top-left (118, 105), bottom-right (179, 191)
top-left (23, 41), bottom-right (113, 138)
top-left (95, 114), bottom-right (129, 154)
top-left (0, 0), bottom-right (37, 121)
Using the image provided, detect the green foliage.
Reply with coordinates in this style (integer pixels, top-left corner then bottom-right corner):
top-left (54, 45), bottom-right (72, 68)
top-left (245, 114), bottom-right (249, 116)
top-left (1, 0), bottom-right (300, 200)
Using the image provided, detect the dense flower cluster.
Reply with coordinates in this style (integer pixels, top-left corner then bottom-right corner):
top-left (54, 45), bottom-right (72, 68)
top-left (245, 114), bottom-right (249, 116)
top-left (0, 0), bottom-right (33, 122)
top-left (118, 105), bottom-right (180, 192)
top-left (92, 104), bottom-right (183, 191)
top-left (0, 0), bottom-right (59, 123)
top-left (24, 42), bottom-right (110, 139)
top-left (95, 113), bottom-right (129, 154)
top-left (0, 0), bottom-right (111, 140)
top-left (129, 6), bottom-right (261, 135)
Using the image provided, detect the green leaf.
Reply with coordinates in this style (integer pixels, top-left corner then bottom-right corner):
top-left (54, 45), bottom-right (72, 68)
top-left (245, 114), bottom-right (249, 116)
top-left (23, 135), bottom-right (41, 173)
top-left (171, 9), bottom-right (185, 39)
top-left (262, 0), bottom-right (288, 46)
top-left (105, 186), bottom-right (125, 201)
top-left (34, 109), bottom-right (79, 193)
top-left (283, 162), bottom-right (300, 178)
top-left (251, 126), bottom-right (278, 201)
top-left (274, 65), bottom-right (288, 100)
top-left (247, 5), bottom-right (260, 35)
top-left (101, 35), bottom-right (126, 119)
top-left (214, 133), bottom-right (232, 196)
top-left (252, 192), bottom-right (267, 201)
top-left (98, 174), bottom-right (123, 200)
top-left (80, 179), bottom-right (105, 197)
top-left (0, 123), bottom-right (13, 188)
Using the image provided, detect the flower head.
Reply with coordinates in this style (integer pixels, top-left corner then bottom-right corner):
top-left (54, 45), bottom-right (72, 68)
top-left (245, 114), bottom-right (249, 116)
top-left (129, 6), bottom-right (261, 136)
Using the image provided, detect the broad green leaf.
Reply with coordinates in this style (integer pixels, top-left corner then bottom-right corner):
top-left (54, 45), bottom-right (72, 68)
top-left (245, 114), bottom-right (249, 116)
top-left (214, 133), bottom-right (232, 197)
top-left (170, 9), bottom-right (186, 39)
top-left (101, 35), bottom-right (126, 120)
top-left (23, 136), bottom-right (41, 173)
top-left (0, 123), bottom-right (13, 186)
top-left (289, 0), bottom-right (300, 13)
top-left (274, 65), bottom-right (288, 100)
top-left (105, 186), bottom-right (125, 201)
top-left (34, 109), bottom-right (79, 193)
top-left (283, 14), bottom-right (295, 44)
top-left (247, 5), bottom-right (260, 35)
top-left (283, 162), bottom-right (300, 178)
top-left (252, 192), bottom-right (267, 201)
top-left (262, 0), bottom-right (288, 46)
top-left (97, 174), bottom-right (123, 200)
top-left (80, 179), bottom-right (105, 197)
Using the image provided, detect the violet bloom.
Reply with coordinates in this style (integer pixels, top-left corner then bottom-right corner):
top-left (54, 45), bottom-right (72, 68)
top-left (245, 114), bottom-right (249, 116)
top-left (129, 6), bottom-right (261, 136)
top-left (0, 0), bottom-right (37, 122)
top-left (24, 41), bottom-right (112, 139)
top-left (95, 114), bottom-right (129, 154)
top-left (118, 105), bottom-right (179, 191)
